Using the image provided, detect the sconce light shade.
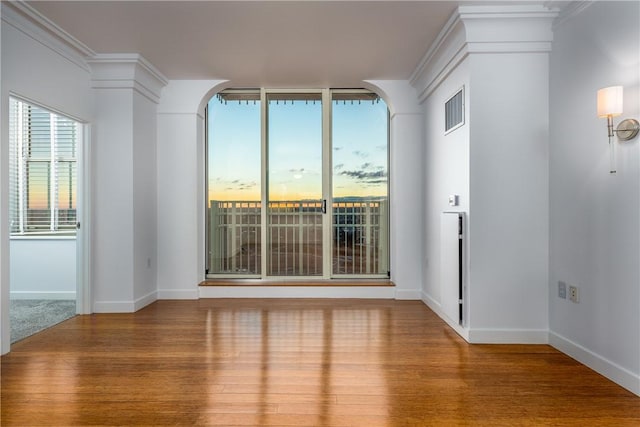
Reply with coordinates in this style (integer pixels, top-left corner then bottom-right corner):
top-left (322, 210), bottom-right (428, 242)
top-left (597, 86), bottom-right (623, 117)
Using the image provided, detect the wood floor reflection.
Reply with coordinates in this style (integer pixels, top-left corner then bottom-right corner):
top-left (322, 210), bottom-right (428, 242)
top-left (2, 299), bottom-right (638, 426)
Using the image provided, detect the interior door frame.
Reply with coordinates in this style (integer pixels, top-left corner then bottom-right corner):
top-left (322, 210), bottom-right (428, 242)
top-left (75, 123), bottom-right (91, 314)
top-left (4, 95), bottom-right (92, 353)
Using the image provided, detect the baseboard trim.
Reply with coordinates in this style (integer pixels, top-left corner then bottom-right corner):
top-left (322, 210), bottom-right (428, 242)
top-left (94, 291), bottom-right (157, 313)
top-left (549, 331), bottom-right (640, 396)
top-left (157, 289), bottom-right (199, 300)
top-left (93, 301), bottom-right (135, 313)
top-left (10, 291), bottom-right (76, 300)
top-left (395, 289), bottom-right (422, 300)
top-left (468, 328), bottom-right (549, 344)
top-left (421, 291), bottom-right (469, 341)
top-left (134, 291), bottom-right (157, 311)
top-left (199, 286), bottom-right (396, 299)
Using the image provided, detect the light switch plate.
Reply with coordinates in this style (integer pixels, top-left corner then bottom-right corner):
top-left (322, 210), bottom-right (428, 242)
top-left (558, 281), bottom-right (566, 299)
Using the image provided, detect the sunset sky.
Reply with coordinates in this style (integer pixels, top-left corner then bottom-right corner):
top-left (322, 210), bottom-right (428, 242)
top-left (207, 95), bottom-right (388, 202)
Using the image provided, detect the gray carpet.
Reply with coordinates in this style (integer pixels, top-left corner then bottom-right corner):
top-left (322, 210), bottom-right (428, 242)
top-left (10, 299), bottom-right (76, 343)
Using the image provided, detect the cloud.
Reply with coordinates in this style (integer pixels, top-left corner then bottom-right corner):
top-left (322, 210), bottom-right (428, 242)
top-left (215, 178), bottom-right (258, 191)
top-left (340, 169), bottom-right (387, 182)
top-left (363, 179), bottom-right (387, 186)
top-left (334, 163), bottom-right (345, 171)
top-left (353, 150), bottom-right (369, 159)
top-left (334, 147), bottom-right (343, 151)
top-left (236, 181), bottom-right (257, 190)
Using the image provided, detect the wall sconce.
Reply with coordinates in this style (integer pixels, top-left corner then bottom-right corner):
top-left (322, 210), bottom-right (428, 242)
top-left (597, 86), bottom-right (639, 174)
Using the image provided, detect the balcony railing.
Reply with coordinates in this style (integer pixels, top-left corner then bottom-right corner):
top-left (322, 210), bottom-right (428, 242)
top-left (208, 199), bottom-right (388, 276)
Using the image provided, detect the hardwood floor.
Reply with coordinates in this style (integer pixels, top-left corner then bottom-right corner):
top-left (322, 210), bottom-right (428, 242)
top-left (1, 299), bottom-right (638, 426)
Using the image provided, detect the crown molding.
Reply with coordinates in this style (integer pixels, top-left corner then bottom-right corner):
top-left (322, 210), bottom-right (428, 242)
top-left (547, 1), bottom-right (593, 29)
top-left (1, 1), bottom-right (95, 72)
top-left (87, 54), bottom-right (169, 104)
top-left (409, 9), bottom-right (463, 87)
top-left (411, 4), bottom-right (559, 103)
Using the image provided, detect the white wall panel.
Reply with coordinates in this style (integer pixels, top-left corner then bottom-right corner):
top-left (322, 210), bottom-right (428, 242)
top-left (1, 12), bottom-right (93, 353)
top-left (9, 239), bottom-right (76, 298)
top-left (549, 1), bottom-right (639, 394)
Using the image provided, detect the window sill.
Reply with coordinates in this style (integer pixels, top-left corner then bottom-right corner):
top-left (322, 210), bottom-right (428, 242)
top-left (200, 279), bottom-right (395, 287)
top-left (10, 235), bottom-right (76, 241)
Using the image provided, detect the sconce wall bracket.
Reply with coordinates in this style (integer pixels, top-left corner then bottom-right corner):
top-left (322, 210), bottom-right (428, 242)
top-left (616, 118), bottom-right (639, 141)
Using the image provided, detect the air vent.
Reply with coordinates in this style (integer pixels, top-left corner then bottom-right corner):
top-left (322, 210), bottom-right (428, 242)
top-left (445, 86), bottom-right (464, 134)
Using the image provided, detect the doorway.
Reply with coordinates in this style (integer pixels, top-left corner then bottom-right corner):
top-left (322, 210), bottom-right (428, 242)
top-left (7, 96), bottom-right (84, 343)
top-left (206, 89), bottom-right (389, 280)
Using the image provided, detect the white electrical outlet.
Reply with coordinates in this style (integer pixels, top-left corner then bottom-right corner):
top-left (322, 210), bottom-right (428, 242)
top-left (569, 285), bottom-right (579, 303)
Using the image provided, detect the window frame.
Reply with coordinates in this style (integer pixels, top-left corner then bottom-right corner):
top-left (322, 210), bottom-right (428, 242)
top-left (205, 88), bottom-right (390, 280)
top-left (9, 96), bottom-right (80, 238)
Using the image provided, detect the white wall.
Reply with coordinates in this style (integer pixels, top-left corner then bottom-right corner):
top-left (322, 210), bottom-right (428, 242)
top-left (367, 80), bottom-right (424, 300)
top-left (157, 80), bottom-right (225, 299)
top-left (416, 5), bottom-right (553, 343)
top-left (92, 89), bottom-right (135, 311)
top-left (133, 92), bottom-right (158, 304)
top-left (89, 55), bottom-right (166, 312)
top-left (467, 51), bottom-right (550, 342)
top-left (549, 1), bottom-right (640, 395)
top-left (421, 59), bottom-right (470, 328)
top-left (10, 239), bottom-right (76, 299)
top-left (158, 80), bottom-right (425, 299)
top-left (1, 5), bottom-right (93, 354)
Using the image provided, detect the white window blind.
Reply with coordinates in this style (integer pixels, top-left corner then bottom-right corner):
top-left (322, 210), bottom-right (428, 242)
top-left (9, 98), bottom-right (78, 236)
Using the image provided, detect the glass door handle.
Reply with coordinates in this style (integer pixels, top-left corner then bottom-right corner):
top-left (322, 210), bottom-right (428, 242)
top-left (322, 199), bottom-right (327, 214)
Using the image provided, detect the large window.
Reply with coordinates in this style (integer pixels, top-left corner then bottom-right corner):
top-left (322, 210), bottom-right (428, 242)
top-left (206, 89), bottom-right (388, 279)
top-left (9, 98), bottom-right (79, 236)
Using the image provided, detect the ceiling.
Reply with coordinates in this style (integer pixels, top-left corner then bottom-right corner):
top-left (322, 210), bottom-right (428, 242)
top-left (28, 1), bottom-right (463, 87)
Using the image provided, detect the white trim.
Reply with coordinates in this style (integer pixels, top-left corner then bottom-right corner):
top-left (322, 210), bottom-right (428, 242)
top-left (8, 92), bottom-right (88, 124)
top-left (76, 124), bottom-right (92, 315)
top-left (466, 41), bottom-right (553, 54)
top-left (410, 4), bottom-right (558, 103)
top-left (93, 300), bottom-right (135, 313)
top-left (199, 286), bottom-right (395, 299)
top-left (1, 2), bottom-right (93, 72)
top-left (10, 235), bottom-right (76, 241)
top-left (548, 1), bottom-right (593, 29)
top-left (157, 289), bottom-right (199, 300)
top-left (87, 54), bottom-right (168, 104)
top-left (468, 328), bottom-right (549, 344)
top-left (421, 291), bottom-right (469, 341)
top-left (549, 331), bottom-right (640, 396)
top-left (94, 291), bottom-right (157, 313)
top-left (10, 291), bottom-right (76, 300)
top-left (394, 289), bottom-right (422, 300)
top-left (409, 10), bottom-right (462, 85)
top-left (134, 291), bottom-right (157, 311)
top-left (412, 25), bottom-right (468, 104)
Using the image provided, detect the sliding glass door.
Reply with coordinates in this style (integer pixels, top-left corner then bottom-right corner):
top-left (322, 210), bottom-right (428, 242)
top-left (207, 91), bottom-right (262, 275)
top-left (331, 91), bottom-right (389, 277)
top-left (266, 93), bottom-right (324, 276)
top-left (206, 89), bottom-right (388, 279)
